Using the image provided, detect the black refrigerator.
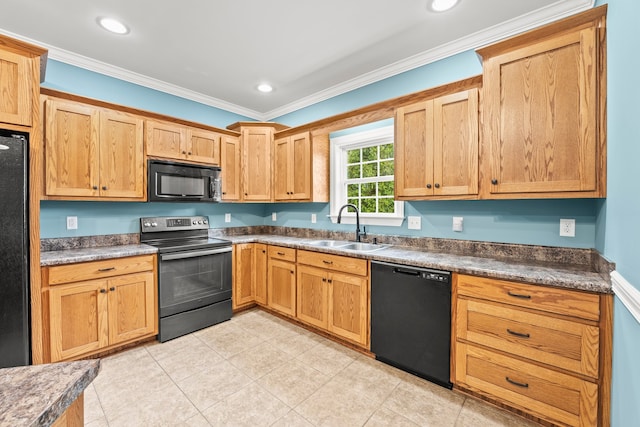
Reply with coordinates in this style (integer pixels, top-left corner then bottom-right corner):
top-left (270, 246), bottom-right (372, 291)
top-left (0, 128), bottom-right (30, 368)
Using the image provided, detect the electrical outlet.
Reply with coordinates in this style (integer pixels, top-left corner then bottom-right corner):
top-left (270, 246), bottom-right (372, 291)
top-left (560, 218), bottom-right (575, 237)
top-left (311, 213), bottom-right (317, 224)
top-left (224, 213), bottom-right (231, 223)
top-left (66, 216), bottom-right (78, 230)
top-left (452, 217), bottom-right (464, 232)
top-left (407, 216), bottom-right (421, 230)
top-left (272, 212), bottom-right (277, 221)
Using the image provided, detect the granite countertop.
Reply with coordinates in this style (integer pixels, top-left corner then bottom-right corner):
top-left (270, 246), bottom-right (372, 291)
top-left (40, 244), bottom-right (157, 267)
top-left (39, 232), bottom-right (611, 294)
top-left (0, 359), bottom-right (100, 427)
top-left (225, 234), bottom-right (612, 294)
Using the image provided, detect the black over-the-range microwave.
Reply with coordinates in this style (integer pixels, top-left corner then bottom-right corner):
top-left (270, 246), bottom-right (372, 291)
top-left (148, 160), bottom-right (222, 202)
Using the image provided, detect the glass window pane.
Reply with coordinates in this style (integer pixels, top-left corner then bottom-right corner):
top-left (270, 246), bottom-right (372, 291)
top-left (379, 198), bottom-right (395, 213)
top-left (362, 162), bottom-right (378, 178)
top-left (378, 181), bottom-right (394, 196)
top-left (347, 149), bottom-right (360, 164)
top-left (380, 160), bottom-right (394, 176)
top-left (361, 198), bottom-right (376, 213)
top-left (380, 143), bottom-right (394, 159)
top-left (361, 182), bottom-right (376, 197)
top-left (347, 165), bottom-right (361, 179)
top-left (347, 183), bottom-right (359, 197)
top-left (347, 198), bottom-right (360, 210)
top-left (362, 146), bottom-right (377, 162)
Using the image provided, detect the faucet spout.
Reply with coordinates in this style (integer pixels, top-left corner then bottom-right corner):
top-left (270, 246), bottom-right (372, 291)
top-left (337, 203), bottom-right (364, 242)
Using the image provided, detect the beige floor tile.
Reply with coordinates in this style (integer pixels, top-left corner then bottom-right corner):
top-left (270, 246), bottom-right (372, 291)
top-left (176, 412), bottom-right (213, 426)
top-left (295, 384), bottom-right (379, 427)
top-left (92, 346), bottom-right (157, 386)
top-left (228, 341), bottom-right (292, 380)
top-left (334, 356), bottom-right (405, 405)
top-left (454, 396), bottom-right (540, 427)
top-left (295, 339), bottom-right (358, 376)
top-left (145, 333), bottom-right (202, 361)
top-left (175, 361), bottom-right (253, 412)
top-left (382, 374), bottom-right (465, 427)
top-left (272, 410), bottom-right (315, 427)
top-left (233, 310), bottom-right (301, 340)
top-left (257, 359), bottom-right (329, 407)
top-left (106, 382), bottom-right (199, 427)
top-left (195, 321), bottom-right (265, 359)
top-left (150, 337), bottom-right (224, 382)
top-left (271, 329), bottom-right (326, 357)
top-left (364, 407), bottom-right (420, 427)
top-left (201, 382), bottom-right (290, 426)
top-left (84, 416), bottom-right (109, 427)
top-left (82, 383), bottom-right (105, 424)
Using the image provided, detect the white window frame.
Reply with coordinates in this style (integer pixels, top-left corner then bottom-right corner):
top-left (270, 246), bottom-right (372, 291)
top-left (329, 125), bottom-right (404, 227)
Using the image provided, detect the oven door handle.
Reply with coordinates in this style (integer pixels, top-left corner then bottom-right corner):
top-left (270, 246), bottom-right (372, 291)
top-left (160, 246), bottom-right (232, 261)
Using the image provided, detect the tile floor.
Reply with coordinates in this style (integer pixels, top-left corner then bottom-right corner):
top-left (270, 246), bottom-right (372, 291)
top-left (84, 309), bottom-right (540, 426)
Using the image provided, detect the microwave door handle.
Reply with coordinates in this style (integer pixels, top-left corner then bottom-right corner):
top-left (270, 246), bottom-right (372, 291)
top-left (210, 181), bottom-right (216, 199)
top-left (161, 247), bottom-right (232, 261)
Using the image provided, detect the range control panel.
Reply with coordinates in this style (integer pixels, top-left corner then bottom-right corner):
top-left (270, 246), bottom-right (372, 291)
top-left (140, 216), bottom-right (209, 232)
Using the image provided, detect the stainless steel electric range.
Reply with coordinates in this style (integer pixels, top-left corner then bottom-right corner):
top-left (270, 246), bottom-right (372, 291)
top-left (140, 216), bottom-right (232, 342)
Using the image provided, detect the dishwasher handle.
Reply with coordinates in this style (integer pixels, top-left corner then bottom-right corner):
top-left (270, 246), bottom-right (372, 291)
top-left (393, 267), bottom-right (421, 276)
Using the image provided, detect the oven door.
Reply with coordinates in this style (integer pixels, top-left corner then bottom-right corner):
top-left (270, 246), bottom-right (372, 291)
top-left (158, 246), bottom-right (232, 317)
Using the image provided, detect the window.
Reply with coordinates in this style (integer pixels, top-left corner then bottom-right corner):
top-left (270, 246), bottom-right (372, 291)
top-left (330, 125), bottom-right (404, 226)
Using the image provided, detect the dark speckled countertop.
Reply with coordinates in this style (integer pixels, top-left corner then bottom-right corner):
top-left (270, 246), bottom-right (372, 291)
top-left (0, 359), bottom-right (100, 426)
top-left (39, 228), bottom-right (612, 294)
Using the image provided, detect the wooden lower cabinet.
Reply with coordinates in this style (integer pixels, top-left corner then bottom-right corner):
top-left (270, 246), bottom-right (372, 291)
top-left (233, 243), bottom-right (256, 309)
top-left (45, 255), bottom-right (157, 362)
top-left (254, 244), bottom-right (268, 305)
top-left (454, 273), bottom-right (611, 427)
top-left (267, 246), bottom-right (297, 316)
top-left (296, 250), bottom-right (369, 347)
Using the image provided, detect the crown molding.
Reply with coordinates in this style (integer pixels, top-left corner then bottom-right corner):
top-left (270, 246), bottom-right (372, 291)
top-left (0, 0), bottom-right (594, 122)
top-left (263, 0), bottom-right (594, 120)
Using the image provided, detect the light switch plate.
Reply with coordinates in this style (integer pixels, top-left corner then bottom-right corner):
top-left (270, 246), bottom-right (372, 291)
top-left (224, 213), bottom-right (231, 223)
top-left (407, 216), bottom-right (421, 230)
top-left (452, 217), bottom-right (464, 232)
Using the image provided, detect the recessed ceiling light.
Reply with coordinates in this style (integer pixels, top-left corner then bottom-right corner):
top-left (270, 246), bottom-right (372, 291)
top-left (98, 17), bottom-right (130, 35)
top-left (257, 83), bottom-right (273, 93)
top-left (430, 0), bottom-right (459, 12)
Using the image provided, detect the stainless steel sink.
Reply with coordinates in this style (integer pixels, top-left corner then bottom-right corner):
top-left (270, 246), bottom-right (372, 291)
top-left (307, 240), bottom-right (350, 248)
top-left (340, 242), bottom-right (391, 252)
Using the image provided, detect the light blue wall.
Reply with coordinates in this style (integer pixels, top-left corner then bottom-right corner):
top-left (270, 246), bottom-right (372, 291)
top-left (596, 0), bottom-right (640, 424)
top-left (43, 60), bottom-right (252, 128)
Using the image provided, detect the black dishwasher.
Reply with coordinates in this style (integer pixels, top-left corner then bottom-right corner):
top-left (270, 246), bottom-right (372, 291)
top-left (371, 261), bottom-right (452, 389)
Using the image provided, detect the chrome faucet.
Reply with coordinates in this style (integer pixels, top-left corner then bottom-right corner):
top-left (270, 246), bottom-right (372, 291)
top-left (337, 203), bottom-right (366, 242)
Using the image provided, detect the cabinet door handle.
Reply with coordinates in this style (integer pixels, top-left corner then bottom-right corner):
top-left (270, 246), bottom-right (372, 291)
top-left (188, 152), bottom-right (192, 155)
top-left (426, 184), bottom-right (432, 189)
top-left (290, 270), bottom-right (294, 274)
top-left (507, 290), bottom-right (531, 299)
top-left (505, 377), bottom-right (529, 388)
top-left (92, 186), bottom-right (98, 190)
top-left (182, 151), bottom-right (187, 154)
top-left (102, 186), bottom-right (108, 191)
top-left (491, 179), bottom-right (498, 185)
top-left (434, 183), bottom-right (440, 188)
top-left (109, 287), bottom-right (115, 292)
top-left (327, 279), bottom-right (332, 283)
top-left (322, 278), bottom-right (326, 282)
top-left (506, 329), bottom-right (530, 338)
top-left (99, 289), bottom-right (107, 293)
top-left (98, 267), bottom-right (116, 272)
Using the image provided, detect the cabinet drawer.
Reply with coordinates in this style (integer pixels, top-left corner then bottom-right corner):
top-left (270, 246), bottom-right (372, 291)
top-left (297, 250), bottom-right (368, 276)
top-left (456, 274), bottom-right (600, 321)
top-left (268, 245), bottom-right (296, 262)
top-left (457, 298), bottom-right (599, 378)
top-left (45, 255), bottom-right (155, 286)
top-left (456, 342), bottom-right (598, 427)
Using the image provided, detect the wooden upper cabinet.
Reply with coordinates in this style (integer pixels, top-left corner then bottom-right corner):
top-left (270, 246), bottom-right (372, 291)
top-left (478, 7), bottom-right (606, 198)
top-left (99, 110), bottom-right (144, 198)
top-left (145, 119), bottom-right (187, 159)
top-left (44, 98), bottom-right (145, 200)
top-left (45, 99), bottom-right (100, 197)
top-left (187, 128), bottom-right (220, 165)
top-left (274, 132), bottom-right (311, 201)
top-left (220, 135), bottom-right (241, 201)
top-left (395, 88), bottom-right (479, 199)
top-left (0, 35), bottom-right (45, 127)
top-left (241, 126), bottom-right (273, 201)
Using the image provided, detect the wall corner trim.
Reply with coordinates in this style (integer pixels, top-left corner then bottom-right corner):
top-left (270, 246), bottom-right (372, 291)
top-left (611, 270), bottom-right (640, 325)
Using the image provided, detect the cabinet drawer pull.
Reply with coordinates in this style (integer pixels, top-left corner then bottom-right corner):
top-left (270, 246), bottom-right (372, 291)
top-left (277, 251), bottom-right (285, 256)
top-left (506, 328), bottom-right (530, 338)
top-left (507, 290), bottom-right (531, 299)
top-left (98, 267), bottom-right (116, 272)
top-left (322, 260), bottom-right (333, 265)
top-left (505, 376), bottom-right (529, 388)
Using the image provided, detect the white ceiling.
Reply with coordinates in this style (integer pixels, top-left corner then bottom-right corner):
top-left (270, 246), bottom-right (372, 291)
top-left (0, 0), bottom-right (593, 120)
